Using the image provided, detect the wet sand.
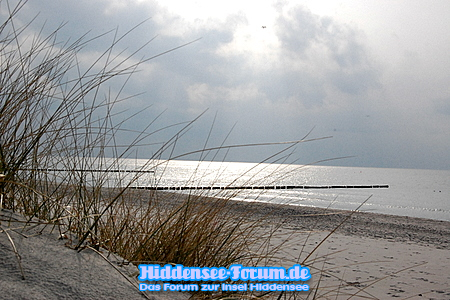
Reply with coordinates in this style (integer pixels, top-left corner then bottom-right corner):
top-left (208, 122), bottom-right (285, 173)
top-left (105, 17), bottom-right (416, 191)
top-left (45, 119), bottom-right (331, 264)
top-left (224, 198), bottom-right (450, 299)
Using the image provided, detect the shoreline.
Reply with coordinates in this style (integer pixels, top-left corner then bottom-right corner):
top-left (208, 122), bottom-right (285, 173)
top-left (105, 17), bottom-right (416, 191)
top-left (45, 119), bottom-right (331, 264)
top-left (232, 198), bottom-right (450, 250)
top-left (156, 190), bottom-right (450, 250)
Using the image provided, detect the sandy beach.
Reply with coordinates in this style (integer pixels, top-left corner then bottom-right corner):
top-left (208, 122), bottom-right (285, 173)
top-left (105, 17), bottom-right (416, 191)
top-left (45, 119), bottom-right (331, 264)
top-left (254, 204), bottom-right (450, 299)
top-left (1, 194), bottom-right (449, 299)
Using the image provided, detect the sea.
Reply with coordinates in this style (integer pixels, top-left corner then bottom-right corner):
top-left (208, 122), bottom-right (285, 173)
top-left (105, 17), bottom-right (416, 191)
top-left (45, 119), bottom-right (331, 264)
top-left (112, 159), bottom-right (450, 222)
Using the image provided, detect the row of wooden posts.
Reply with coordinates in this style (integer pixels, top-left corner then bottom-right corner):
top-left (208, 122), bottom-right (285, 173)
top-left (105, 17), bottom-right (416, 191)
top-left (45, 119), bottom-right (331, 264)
top-left (134, 185), bottom-right (389, 191)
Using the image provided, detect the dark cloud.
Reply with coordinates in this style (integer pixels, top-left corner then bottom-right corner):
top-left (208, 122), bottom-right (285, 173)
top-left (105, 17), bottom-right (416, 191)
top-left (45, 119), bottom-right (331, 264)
top-left (14, 1), bottom-right (134, 36)
top-left (275, 6), bottom-right (319, 55)
top-left (258, 70), bottom-right (326, 109)
top-left (274, 5), bottom-right (380, 97)
top-left (328, 69), bottom-right (378, 95)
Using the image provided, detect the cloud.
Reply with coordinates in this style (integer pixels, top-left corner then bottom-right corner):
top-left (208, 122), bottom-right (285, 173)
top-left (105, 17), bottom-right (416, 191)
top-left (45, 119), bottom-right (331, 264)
top-left (274, 5), bottom-right (380, 97)
top-left (275, 5), bottom-right (319, 55)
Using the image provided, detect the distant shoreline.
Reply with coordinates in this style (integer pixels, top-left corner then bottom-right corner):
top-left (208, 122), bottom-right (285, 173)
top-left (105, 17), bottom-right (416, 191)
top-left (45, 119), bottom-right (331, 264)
top-left (238, 198), bottom-right (450, 250)
top-left (155, 190), bottom-right (450, 250)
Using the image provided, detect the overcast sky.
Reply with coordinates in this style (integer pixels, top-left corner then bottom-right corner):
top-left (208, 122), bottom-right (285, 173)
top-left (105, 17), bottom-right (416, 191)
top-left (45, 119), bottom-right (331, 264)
top-left (5, 0), bottom-right (450, 169)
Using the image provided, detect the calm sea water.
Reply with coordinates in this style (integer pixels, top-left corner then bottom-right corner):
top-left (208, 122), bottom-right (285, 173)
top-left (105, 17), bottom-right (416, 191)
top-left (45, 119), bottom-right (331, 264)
top-left (116, 159), bottom-right (450, 222)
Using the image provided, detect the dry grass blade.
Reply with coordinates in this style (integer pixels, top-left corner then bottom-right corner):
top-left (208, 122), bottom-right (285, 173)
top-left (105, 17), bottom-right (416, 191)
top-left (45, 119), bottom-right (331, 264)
top-left (346, 261), bottom-right (428, 299)
top-left (0, 224), bottom-right (25, 279)
top-left (86, 245), bottom-right (152, 300)
top-left (301, 195), bottom-right (372, 266)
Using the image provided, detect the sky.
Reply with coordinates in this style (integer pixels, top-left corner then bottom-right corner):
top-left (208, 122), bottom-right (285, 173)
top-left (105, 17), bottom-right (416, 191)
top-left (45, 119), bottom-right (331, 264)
top-left (3, 0), bottom-right (450, 169)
